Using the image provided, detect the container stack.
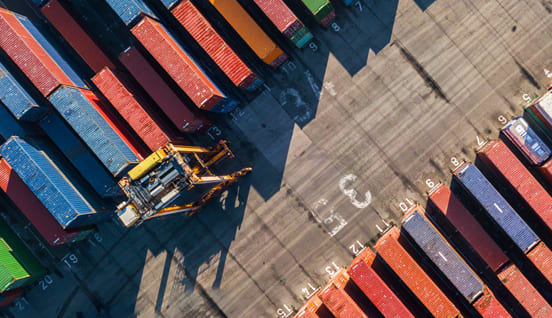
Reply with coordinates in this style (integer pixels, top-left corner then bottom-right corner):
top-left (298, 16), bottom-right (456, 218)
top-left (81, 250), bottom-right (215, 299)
top-left (208, 0), bottom-right (289, 68)
top-left (427, 183), bottom-right (551, 317)
top-left (300, 0), bottom-right (336, 27)
top-left (251, 0), bottom-right (313, 48)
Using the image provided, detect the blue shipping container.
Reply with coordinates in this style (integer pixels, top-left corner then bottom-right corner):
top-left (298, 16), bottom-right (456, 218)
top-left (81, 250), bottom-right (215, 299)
top-left (105, 0), bottom-right (158, 25)
top-left (0, 137), bottom-right (113, 229)
top-left (48, 86), bottom-right (139, 177)
top-left (14, 13), bottom-right (87, 92)
top-left (402, 207), bottom-right (484, 303)
top-left (502, 117), bottom-right (551, 165)
top-left (39, 111), bottom-right (122, 198)
top-left (160, 0), bottom-right (179, 9)
top-left (453, 162), bottom-right (540, 253)
top-left (0, 61), bottom-right (45, 121)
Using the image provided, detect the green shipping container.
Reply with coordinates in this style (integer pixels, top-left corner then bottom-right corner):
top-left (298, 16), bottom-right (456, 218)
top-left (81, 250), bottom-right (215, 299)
top-left (525, 106), bottom-right (552, 141)
top-left (301, 0), bottom-right (333, 21)
top-left (0, 218), bottom-right (45, 292)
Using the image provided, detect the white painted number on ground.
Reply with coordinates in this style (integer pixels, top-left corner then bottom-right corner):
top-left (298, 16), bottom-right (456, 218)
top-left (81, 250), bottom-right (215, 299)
top-left (279, 88), bottom-right (312, 124)
top-left (207, 126), bottom-right (222, 140)
top-left (476, 136), bottom-right (485, 147)
top-left (309, 42), bottom-right (318, 52)
top-left (304, 70), bottom-right (321, 96)
top-left (62, 253), bottom-right (78, 269)
top-left (331, 22), bottom-right (341, 32)
top-left (277, 304), bottom-right (294, 318)
top-left (325, 261), bottom-right (341, 278)
top-left (312, 199), bottom-right (347, 237)
top-left (426, 179), bottom-right (435, 189)
top-left (301, 283), bottom-right (320, 300)
top-left (339, 174), bottom-right (372, 209)
top-left (324, 82), bottom-right (337, 97)
top-left (15, 297), bottom-right (29, 311)
top-left (281, 61), bottom-right (297, 75)
top-left (451, 157), bottom-right (460, 167)
top-left (523, 93), bottom-right (532, 104)
top-left (39, 275), bottom-right (53, 291)
top-left (399, 198), bottom-right (415, 212)
top-left (349, 240), bottom-right (366, 256)
top-left (498, 115), bottom-right (507, 125)
top-left (355, 1), bottom-right (363, 11)
top-left (545, 68), bottom-right (552, 78)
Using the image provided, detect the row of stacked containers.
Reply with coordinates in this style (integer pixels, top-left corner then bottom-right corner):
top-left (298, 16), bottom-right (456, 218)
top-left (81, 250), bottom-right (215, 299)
top-left (0, 0), bottom-right (345, 305)
top-left (295, 89), bottom-right (552, 317)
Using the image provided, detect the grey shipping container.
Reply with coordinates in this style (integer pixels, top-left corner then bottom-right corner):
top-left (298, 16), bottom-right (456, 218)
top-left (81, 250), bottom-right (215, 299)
top-left (104, 0), bottom-right (157, 25)
top-left (39, 111), bottom-right (121, 198)
top-left (48, 86), bottom-right (139, 177)
top-left (0, 136), bottom-right (113, 229)
top-left (502, 117), bottom-right (551, 165)
top-left (453, 162), bottom-right (540, 253)
top-left (402, 206), bottom-right (485, 303)
top-left (0, 61), bottom-right (45, 121)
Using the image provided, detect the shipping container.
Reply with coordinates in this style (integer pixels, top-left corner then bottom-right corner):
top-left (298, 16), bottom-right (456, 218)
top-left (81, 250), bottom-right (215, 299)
top-left (208, 0), bottom-right (288, 68)
top-left (471, 288), bottom-right (511, 318)
top-left (497, 263), bottom-right (551, 317)
top-left (39, 111), bottom-right (121, 197)
top-left (428, 183), bottom-right (551, 317)
top-left (375, 227), bottom-right (460, 317)
top-left (502, 117), bottom-right (551, 165)
top-left (92, 67), bottom-right (189, 152)
top-left (0, 137), bottom-right (114, 229)
top-left (104, 0), bottom-right (157, 26)
top-left (0, 61), bottom-right (45, 121)
top-left (0, 9), bottom-right (85, 97)
top-left (0, 217), bottom-right (45, 292)
top-left (348, 249), bottom-right (414, 318)
top-left (537, 159), bottom-right (552, 185)
top-left (300, 0), bottom-right (336, 27)
top-left (41, 0), bottom-right (115, 73)
top-left (453, 162), bottom-right (540, 253)
top-left (402, 206), bottom-right (485, 303)
top-left (48, 86), bottom-right (140, 177)
top-left (478, 139), bottom-right (552, 230)
top-left (0, 159), bottom-right (87, 246)
top-left (526, 90), bottom-right (552, 140)
top-left (526, 242), bottom-right (552, 287)
top-left (251, 0), bottom-right (313, 48)
top-left (295, 294), bottom-right (333, 318)
top-left (0, 288), bottom-right (23, 307)
top-left (169, 1), bottom-right (263, 91)
top-left (131, 17), bottom-right (238, 113)
top-left (427, 183), bottom-right (509, 271)
top-left (118, 46), bottom-right (210, 133)
top-left (318, 269), bottom-right (369, 318)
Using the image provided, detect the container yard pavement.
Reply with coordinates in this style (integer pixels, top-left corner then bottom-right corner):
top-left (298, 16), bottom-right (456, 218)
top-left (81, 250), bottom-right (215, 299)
top-left (5, 0), bottom-right (552, 317)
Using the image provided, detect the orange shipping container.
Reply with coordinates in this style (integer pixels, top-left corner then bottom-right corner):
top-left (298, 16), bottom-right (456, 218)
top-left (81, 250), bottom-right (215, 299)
top-left (208, 0), bottom-right (288, 68)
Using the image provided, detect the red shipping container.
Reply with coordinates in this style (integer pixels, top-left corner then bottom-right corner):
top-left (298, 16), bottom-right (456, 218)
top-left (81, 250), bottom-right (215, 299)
top-left (427, 183), bottom-right (509, 272)
top-left (472, 288), bottom-right (511, 317)
top-left (170, 1), bottom-right (261, 91)
top-left (0, 288), bottom-right (23, 307)
top-left (0, 8), bottom-right (76, 96)
top-left (0, 159), bottom-right (83, 246)
top-left (92, 67), bottom-right (189, 152)
top-left (348, 249), bottom-right (414, 318)
top-left (119, 46), bottom-right (210, 133)
top-left (478, 139), bottom-right (552, 231)
top-left (40, 0), bottom-right (114, 73)
top-left (252, 0), bottom-right (306, 38)
top-left (538, 158), bottom-right (552, 185)
top-left (295, 295), bottom-right (332, 318)
top-left (79, 88), bottom-right (145, 160)
top-left (375, 227), bottom-right (460, 317)
top-left (131, 17), bottom-right (224, 110)
top-left (526, 242), bottom-right (552, 285)
top-left (498, 263), bottom-right (551, 317)
top-left (318, 269), bottom-right (368, 318)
